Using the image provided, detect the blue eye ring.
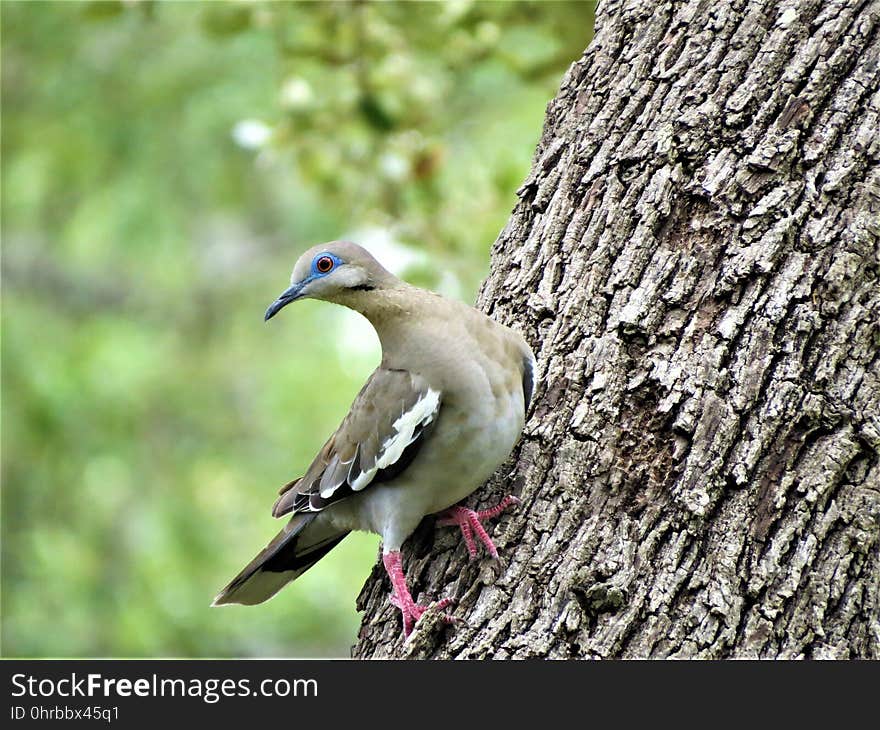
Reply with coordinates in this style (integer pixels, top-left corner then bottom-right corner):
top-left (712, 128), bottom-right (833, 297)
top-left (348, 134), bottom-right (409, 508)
top-left (311, 252), bottom-right (340, 276)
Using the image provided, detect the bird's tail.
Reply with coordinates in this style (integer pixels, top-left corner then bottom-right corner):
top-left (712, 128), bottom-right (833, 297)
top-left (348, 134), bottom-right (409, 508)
top-left (212, 513), bottom-right (348, 606)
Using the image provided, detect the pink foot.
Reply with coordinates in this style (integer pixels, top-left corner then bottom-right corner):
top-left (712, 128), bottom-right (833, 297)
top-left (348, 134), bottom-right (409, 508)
top-left (437, 495), bottom-right (520, 560)
top-left (383, 551), bottom-right (456, 637)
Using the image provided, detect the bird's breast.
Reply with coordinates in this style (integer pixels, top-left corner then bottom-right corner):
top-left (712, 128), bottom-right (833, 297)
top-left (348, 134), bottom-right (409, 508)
top-left (420, 376), bottom-right (525, 510)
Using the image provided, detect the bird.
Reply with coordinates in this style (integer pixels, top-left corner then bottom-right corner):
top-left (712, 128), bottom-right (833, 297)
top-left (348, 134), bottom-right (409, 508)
top-left (213, 241), bottom-right (535, 637)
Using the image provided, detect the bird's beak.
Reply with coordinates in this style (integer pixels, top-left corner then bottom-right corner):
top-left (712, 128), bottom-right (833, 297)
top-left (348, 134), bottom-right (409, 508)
top-left (264, 282), bottom-right (306, 321)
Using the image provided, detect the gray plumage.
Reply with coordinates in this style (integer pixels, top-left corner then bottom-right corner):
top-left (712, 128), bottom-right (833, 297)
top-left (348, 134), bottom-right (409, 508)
top-left (213, 241), bottom-right (534, 609)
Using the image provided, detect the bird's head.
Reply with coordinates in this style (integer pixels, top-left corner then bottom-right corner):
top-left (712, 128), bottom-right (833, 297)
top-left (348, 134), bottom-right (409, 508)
top-left (264, 241), bottom-right (397, 321)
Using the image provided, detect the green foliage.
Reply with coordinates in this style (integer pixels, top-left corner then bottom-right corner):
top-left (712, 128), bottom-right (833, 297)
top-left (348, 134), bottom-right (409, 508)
top-left (1, 0), bottom-right (594, 657)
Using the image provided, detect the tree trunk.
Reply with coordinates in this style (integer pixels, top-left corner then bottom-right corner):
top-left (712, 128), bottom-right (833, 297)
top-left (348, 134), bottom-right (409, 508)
top-left (353, 0), bottom-right (880, 659)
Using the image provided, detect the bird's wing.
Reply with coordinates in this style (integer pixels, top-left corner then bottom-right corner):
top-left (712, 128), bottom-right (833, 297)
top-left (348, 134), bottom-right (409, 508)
top-left (272, 367), bottom-right (442, 517)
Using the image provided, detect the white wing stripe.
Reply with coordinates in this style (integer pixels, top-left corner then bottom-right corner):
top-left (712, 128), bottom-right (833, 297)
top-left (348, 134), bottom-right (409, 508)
top-left (350, 469), bottom-right (374, 492)
top-left (349, 388), bottom-right (441, 492)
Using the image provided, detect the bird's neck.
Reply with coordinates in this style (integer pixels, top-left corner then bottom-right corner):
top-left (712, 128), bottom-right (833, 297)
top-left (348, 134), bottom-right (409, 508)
top-left (333, 283), bottom-right (437, 357)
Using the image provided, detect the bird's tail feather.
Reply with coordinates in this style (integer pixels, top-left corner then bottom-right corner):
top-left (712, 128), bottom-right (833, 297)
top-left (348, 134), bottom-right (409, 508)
top-left (212, 513), bottom-right (348, 606)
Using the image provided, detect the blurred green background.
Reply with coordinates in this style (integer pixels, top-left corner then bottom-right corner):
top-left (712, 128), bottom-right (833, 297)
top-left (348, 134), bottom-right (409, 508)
top-left (1, 0), bottom-right (594, 657)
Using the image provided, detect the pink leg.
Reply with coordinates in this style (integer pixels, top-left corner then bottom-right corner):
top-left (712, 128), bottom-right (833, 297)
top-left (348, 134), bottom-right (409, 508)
top-left (382, 551), bottom-right (455, 637)
top-left (437, 495), bottom-right (520, 560)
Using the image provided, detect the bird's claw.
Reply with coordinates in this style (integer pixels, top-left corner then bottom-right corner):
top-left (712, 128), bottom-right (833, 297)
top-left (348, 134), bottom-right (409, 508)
top-left (438, 495), bottom-right (521, 560)
top-left (390, 594), bottom-right (457, 636)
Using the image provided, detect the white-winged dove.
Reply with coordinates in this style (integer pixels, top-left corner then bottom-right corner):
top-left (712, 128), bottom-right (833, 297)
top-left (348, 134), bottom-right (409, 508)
top-left (213, 241), bottom-right (535, 636)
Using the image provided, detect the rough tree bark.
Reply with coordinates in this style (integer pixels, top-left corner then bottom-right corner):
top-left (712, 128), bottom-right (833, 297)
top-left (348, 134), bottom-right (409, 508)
top-left (353, 0), bottom-right (880, 658)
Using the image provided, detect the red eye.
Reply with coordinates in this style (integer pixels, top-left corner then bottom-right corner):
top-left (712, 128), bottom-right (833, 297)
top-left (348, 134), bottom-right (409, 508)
top-left (316, 256), bottom-right (334, 273)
